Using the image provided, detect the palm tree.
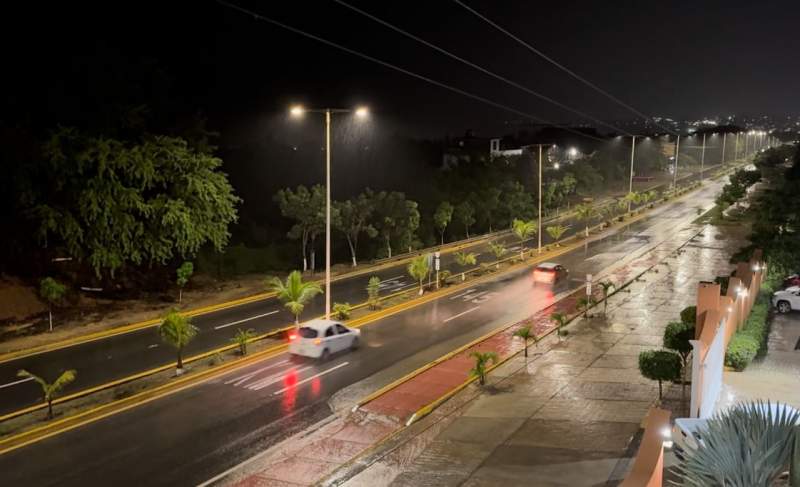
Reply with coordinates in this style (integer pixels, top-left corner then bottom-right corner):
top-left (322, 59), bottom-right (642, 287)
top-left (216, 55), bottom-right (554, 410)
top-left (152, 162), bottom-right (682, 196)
top-left (454, 251), bottom-right (477, 281)
top-left (576, 296), bottom-right (596, 318)
top-left (469, 351), bottom-right (498, 386)
top-left (550, 312), bottom-right (568, 341)
top-left (267, 270), bottom-right (323, 324)
top-left (512, 218), bottom-right (537, 258)
top-left (39, 277), bottom-right (66, 332)
top-left (574, 203), bottom-right (597, 238)
top-left (546, 224), bottom-right (570, 246)
top-left (598, 281), bottom-right (615, 316)
top-left (513, 326), bottom-right (538, 359)
top-left (407, 254), bottom-right (431, 295)
top-left (17, 369), bottom-right (76, 420)
top-left (231, 328), bottom-right (256, 356)
top-left (159, 310), bottom-right (199, 371)
top-left (489, 241), bottom-right (507, 269)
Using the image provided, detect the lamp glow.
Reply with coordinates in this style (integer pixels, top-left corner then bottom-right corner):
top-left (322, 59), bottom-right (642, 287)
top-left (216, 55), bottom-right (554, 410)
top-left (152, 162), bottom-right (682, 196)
top-left (355, 106), bottom-right (369, 118)
top-left (290, 105), bottom-right (304, 117)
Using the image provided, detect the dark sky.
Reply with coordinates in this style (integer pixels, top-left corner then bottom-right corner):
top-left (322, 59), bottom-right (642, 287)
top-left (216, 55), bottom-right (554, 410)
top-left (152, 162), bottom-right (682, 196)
top-left (4, 0), bottom-right (800, 138)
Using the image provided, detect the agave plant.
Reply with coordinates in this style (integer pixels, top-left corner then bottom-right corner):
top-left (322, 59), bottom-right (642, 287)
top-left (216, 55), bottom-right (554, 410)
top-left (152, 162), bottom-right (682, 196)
top-left (675, 400), bottom-right (800, 486)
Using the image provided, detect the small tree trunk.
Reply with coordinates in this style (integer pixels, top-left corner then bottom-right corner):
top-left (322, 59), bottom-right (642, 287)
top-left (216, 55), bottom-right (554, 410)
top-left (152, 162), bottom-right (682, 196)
top-left (47, 399), bottom-right (53, 420)
top-left (524, 344), bottom-right (528, 358)
top-left (479, 374), bottom-right (485, 386)
top-left (440, 232), bottom-right (445, 245)
top-left (585, 226), bottom-right (589, 238)
top-left (310, 248), bottom-right (316, 275)
top-left (657, 380), bottom-right (663, 400)
top-left (177, 347), bottom-right (184, 370)
top-left (179, 288), bottom-right (183, 303)
top-left (48, 307), bottom-right (53, 332)
top-left (386, 237), bottom-right (392, 259)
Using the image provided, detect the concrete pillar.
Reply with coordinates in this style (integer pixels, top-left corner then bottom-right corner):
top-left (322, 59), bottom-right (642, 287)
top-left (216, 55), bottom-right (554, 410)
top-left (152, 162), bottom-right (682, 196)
top-left (696, 281), bottom-right (721, 339)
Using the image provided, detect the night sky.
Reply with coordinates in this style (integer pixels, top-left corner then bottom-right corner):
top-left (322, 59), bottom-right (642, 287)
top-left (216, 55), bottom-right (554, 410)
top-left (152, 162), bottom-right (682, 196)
top-left (5, 0), bottom-right (800, 139)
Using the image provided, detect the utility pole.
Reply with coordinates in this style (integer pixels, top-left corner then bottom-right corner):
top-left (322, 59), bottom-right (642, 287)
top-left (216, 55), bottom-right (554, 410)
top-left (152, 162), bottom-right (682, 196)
top-left (628, 135), bottom-right (636, 211)
top-left (538, 144), bottom-right (543, 254)
top-left (325, 109), bottom-right (331, 319)
top-left (721, 132), bottom-right (727, 167)
top-left (699, 133), bottom-right (706, 183)
top-left (672, 135), bottom-right (681, 190)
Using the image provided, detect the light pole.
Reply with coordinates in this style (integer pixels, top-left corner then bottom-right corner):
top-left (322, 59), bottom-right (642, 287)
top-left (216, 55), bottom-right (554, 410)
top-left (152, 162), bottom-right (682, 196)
top-left (672, 135), bottom-right (681, 190)
top-left (628, 135), bottom-right (637, 211)
top-left (734, 132), bottom-right (739, 162)
top-left (538, 144), bottom-right (543, 254)
top-left (290, 105), bottom-right (369, 320)
top-left (720, 132), bottom-right (727, 167)
top-left (744, 131), bottom-right (750, 159)
top-left (699, 133), bottom-right (706, 183)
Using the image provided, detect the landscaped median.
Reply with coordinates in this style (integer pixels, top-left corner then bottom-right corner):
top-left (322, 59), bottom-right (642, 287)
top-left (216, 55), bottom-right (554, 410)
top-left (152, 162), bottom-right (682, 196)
top-left (0, 167), bottom-right (726, 457)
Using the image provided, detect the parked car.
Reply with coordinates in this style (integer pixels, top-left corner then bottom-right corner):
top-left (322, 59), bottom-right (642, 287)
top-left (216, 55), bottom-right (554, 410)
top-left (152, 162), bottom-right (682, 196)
top-left (288, 319), bottom-right (361, 360)
top-left (772, 286), bottom-right (800, 313)
top-left (533, 262), bottom-right (569, 286)
top-left (782, 273), bottom-right (800, 289)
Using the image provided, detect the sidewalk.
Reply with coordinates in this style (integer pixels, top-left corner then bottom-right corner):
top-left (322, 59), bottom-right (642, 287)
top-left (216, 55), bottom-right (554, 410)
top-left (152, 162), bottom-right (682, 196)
top-left (217, 221), bottom-right (742, 487)
top-left (717, 312), bottom-right (800, 411)
top-left (330, 225), bottom-right (744, 487)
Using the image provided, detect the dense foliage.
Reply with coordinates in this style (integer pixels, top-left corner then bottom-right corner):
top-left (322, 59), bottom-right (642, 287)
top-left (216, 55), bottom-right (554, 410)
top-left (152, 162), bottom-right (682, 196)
top-left (725, 298), bottom-right (770, 371)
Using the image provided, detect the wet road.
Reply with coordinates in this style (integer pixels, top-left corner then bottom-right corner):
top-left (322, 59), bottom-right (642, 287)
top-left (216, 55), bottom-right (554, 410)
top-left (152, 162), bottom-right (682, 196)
top-left (0, 177), bottom-right (727, 487)
top-left (0, 168), bottom-right (718, 416)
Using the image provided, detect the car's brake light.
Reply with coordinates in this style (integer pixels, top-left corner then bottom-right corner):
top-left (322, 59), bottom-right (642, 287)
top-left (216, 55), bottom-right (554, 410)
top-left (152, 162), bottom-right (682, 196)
top-left (288, 333), bottom-right (298, 341)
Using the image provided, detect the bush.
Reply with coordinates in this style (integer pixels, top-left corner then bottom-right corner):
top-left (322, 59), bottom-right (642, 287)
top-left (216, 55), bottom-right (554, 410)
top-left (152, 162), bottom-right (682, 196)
top-left (333, 302), bottom-right (352, 320)
top-left (680, 306), bottom-right (697, 325)
top-left (725, 299), bottom-right (770, 371)
top-left (639, 349), bottom-right (682, 399)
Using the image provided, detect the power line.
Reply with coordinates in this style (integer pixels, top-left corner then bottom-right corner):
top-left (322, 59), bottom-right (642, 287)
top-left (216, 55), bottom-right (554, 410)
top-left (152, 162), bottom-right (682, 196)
top-left (453, 0), bottom-right (677, 135)
top-left (333, 0), bottom-right (631, 136)
top-left (216, 0), bottom-right (607, 142)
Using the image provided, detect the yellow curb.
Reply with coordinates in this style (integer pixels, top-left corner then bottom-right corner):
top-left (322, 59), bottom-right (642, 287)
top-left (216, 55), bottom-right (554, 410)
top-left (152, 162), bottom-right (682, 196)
top-left (0, 343), bottom-right (287, 456)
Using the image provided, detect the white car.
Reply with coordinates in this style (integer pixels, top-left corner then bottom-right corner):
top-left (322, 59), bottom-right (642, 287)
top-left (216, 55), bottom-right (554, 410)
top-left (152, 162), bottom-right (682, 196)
top-left (772, 286), bottom-right (800, 313)
top-left (288, 319), bottom-right (361, 360)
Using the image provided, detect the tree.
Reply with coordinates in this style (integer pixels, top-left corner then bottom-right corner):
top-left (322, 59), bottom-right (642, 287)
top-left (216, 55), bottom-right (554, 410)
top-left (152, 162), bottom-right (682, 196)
top-left (17, 369), bottom-right (76, 420)
top-left (475, 187), bottom-right (501, 232)
top-left (275, 185), bottom-right (320, 272)
top-left (267, 271), bottom-right (323, 324)
top-left (231, 328), bottom-right (256, 356)
top-left (469, 351), bottom-right (498, 386)
top-left (489, 241), bottom-right (506, 268)
top-left (367, 276), bottom-right (381, 310)
top-left (546, 224), bottom-right (570, 245)
top-left (334, 192), bottom-right (377, 267)
top-left (158, 310), bottom-right (198, 371)
top-left (550, 312), bottom-right (569, 340)
top-left (664, 320), bottom-right (695, 410)
top-left (598, 281), bottom-right (615, 316)
top-left (433, 201), bottom-right (454, 245)
top-left (454, 251), bottom-right (477, 281)
top-left (512, 218), bottom-right (537, 258)
top-left (407, 255), bottom-right (431, 295)
top-left (454, 200), bottom-right (476, 238)
top-left (638, 349), bottom-right (681, 400)
top-left (373, 191), bottom-right (420, 258)
top-left (31, 129), bottom-right (240, 278)
top-left (176, 261), bottom-right (194, 303)
top-left (624, 191), bottom-right (641, 212)
top-left (513, 326), bottom-right (538, 359)
top-left (333, 302), bottom-right (352, 320)
top-left (39, 277), bottom-right (66, 332)
top-left (574, 203), bottom-right (597, 238)
top-left (576, 296), bottom-right (596, 318)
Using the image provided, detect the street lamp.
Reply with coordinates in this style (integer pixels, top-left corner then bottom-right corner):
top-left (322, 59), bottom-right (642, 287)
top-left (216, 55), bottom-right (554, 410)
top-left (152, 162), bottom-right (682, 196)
top-left (699, 133), bottom-right (706, 183)
top-left (289, 105), bottom-right (369, 320)
top-left (628, 135), bottom-right (637, 211)
top-left (672, 134), bottom-right (681, 190)
top-left (720, 132), bottom-right (727, 167)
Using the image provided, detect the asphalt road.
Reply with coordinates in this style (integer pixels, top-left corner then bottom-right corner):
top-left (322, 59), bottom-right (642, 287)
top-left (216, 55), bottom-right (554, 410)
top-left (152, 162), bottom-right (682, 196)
top-left (0, 176), bottom-right (727, 487)
top-left (0, 165), bottom-right (721, 415)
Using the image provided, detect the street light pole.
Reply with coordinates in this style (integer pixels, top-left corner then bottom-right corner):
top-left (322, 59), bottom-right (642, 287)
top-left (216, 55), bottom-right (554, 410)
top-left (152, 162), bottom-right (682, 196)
top-left (672, 135), bottom-right (681, 190)
top-left (628, 135), bottom-right (636, 211)
top-left (744, 132), bottom-right (749, 159)
top-left (325, 109), bottom-right (331, 320)
top-left (734, 132), bottom-right (739, 162)
top-left (699, 133), bottom-right (706, 183)
top-left (538, 144), bottom-right (542, 254)
top-left (720, 132), bottom-right (727, 167)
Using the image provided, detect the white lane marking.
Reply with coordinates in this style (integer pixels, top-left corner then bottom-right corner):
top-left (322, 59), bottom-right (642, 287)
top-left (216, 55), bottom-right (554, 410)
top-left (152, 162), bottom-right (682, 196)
top-left (449, 288), bottom-right (477, 300)
top-left (379, 275), bottom-right (403, 283)
top-left (147, 344), bottom-right (159, 349)
top-left (224, 359), bottom-right (290, 386)
top-left (214, 310), bottom-right (279, 330)
top-left (0, 376), bottom-right (35, 389)
top-left (272, 362), bottom-right (350, 396)
top-left (462, 290), bottom-right (488, 301)
top-left (443, 306), bottom-right (481, 323)
top-left (247, 365), bottom-right (314, 391)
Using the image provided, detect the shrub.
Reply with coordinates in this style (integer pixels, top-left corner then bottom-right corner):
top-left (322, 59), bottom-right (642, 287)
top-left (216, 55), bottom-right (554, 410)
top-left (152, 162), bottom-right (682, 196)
top-left (638, 349), bottom-right (682, 400)
top-left (333, 302), bottom-right (352, 320)
top-left (725, 298), bottom-right (770, 370)
top-left (680, 306), bottom-right (697, 325)
top-left (726, 334), bottom-right (759, 371)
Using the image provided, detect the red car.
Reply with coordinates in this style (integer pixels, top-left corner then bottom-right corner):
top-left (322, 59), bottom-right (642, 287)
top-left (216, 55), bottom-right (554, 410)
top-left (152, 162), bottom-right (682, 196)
top-left (533, 262), bottom-right (569, 286)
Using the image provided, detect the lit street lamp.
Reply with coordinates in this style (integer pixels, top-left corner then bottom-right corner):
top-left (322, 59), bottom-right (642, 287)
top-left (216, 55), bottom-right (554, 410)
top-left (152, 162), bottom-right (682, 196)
top-left (672, 134), bottom-right (681, 190)
top-left (290, 105), bottom-right (369, 319)
top-left (628, 135), bottom-right (637, 211)
top-left (699, 133), bottom-right (706, 183)
top-left (720, 132), bottom-right (727, 167)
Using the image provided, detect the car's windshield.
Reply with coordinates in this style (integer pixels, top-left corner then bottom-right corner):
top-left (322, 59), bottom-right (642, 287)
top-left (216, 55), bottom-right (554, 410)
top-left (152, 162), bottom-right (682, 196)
top-left (298, 327), bottom-right (318, 339)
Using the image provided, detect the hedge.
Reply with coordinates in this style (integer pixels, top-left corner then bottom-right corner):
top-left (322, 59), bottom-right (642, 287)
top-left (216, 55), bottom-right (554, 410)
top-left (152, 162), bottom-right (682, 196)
top-left (724, 296), bottom-right (771, 371)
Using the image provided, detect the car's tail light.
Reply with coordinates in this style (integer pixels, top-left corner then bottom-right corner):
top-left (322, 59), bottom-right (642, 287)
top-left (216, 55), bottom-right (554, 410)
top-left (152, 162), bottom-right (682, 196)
top-left (289, 333), bottom-right (297, 340)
